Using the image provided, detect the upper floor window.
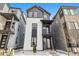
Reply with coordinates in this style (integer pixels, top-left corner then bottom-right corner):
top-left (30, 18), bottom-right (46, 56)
top-left (28, 11), bottom-right (38, 18)
top-left (67, 22), bottom-right (79, 29)
top-left (44, 15), bottom-right (48, 19)
top-left (63, 9), bottom-right (76, 15)
top-left (4, 21), bottom-right (11, 30)
top-left (67, 22), bottom-right (75, 29)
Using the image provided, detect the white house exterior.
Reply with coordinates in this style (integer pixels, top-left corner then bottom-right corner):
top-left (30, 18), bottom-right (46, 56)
top-left (24, 18), bottom-right (43, 50)
top-left (24, 6), bottom-right (53, 50)
top-left (7, 7), bottom-right (26, 49)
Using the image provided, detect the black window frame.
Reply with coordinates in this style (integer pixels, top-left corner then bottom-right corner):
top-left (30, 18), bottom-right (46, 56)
top-left (31, 23), bottom-right (37, 47)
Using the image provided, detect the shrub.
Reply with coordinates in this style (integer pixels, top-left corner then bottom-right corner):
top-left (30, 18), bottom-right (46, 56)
top-left (32, 42), bottom-right (36, 53)
top-left (0, 49), bottom-right (15, 56)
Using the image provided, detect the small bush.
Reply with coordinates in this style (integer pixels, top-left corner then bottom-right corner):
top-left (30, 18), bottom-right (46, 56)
top-left (0, 48), bottom-right (15, 56)
top-left (0, 49), bottom-right (4, 56)
top-left (32, 42), bottom-right (36, 53)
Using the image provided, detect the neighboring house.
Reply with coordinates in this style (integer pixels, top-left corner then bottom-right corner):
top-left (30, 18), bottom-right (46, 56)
top-left (0, 3), bottom-right (10, 13)
top-left (0, 3), bottom-right (26, 49)
top-left (52, 6), bottom-right (79, 52)
top-left (24, 6), bottom-right (53, 50)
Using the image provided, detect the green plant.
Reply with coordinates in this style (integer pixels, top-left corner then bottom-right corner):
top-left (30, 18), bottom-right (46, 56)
top-left (32, 42), bottom-right (36, 53)
top-left (7, 49), bottom-right (15, 56)
top-left (0, 49), bottom-right (15, 56)
top-left (0, 50), bottom-right (4, 56)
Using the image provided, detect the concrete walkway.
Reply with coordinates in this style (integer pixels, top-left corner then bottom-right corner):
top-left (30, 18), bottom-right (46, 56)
top-left (15, 50), bottom-right (59, 56)
top-left (14, 49), bottom-right (78, 56)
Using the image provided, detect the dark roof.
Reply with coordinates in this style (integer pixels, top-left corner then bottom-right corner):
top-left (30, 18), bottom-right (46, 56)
top-left (40, 20), bottom-right (53, 24)
top-left (38, 6), bottom-right (51, 15)
top-left (27, 6), bottom-right (51, 15)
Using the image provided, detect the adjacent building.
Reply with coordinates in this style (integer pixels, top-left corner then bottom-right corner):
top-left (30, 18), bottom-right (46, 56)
top-left (0, 3), bottom-right (26, 49)
top-left (52, 6), bottom-right (79, 52)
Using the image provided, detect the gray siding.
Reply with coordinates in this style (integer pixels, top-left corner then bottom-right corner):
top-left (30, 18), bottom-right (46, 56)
top-left (0, 3), bottom-right (5, 10)
top-left (27, 7), bottom-right (50, 19)
top-left (44, 12), bottom-right (50, 20)
top-left (52, 14), bottom-right (67, 51)
top-left (28, 10), bottom-right (43, 18)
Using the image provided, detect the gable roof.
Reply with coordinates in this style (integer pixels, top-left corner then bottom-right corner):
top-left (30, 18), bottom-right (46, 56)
top-left (27, 6), bottom-right (51, 15)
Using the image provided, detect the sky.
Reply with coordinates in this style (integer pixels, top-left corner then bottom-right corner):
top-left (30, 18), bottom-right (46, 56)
top-left (10, 3), bottom-right (79, 17)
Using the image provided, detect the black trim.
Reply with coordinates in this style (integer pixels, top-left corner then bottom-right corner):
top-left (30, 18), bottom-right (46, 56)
top-left (41, 20), bottom-right (53, 25)
top-left (31, 23), bottom-right (37, 47)
top-left (13, 47), bottom-right (23, 50)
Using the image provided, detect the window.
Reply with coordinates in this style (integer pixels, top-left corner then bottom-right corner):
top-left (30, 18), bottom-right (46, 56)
top-left (67, 22), bottom-right (75, 29)
top-left (70, 9), bottom-right (75, 15)
top-left (28, 12), bottom-right (32, 17)
top-left (5, 21), bottom-right (11, 30)
top-left (28, 11), bottom-right (38, 18)
top-left (31, 23), bottom-right (37, 46)
top-left (63, 9), bottom-right (69, 15)
top-left (33, 11), bottom-right (37, 17)
top-left (63, 9), bottom-right (76, 15)
top-left (67, 22), bottom-right (79, 29)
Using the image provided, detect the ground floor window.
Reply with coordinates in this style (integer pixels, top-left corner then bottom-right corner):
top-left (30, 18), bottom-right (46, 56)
top-left (31, 23), bottom-right (37, 47)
